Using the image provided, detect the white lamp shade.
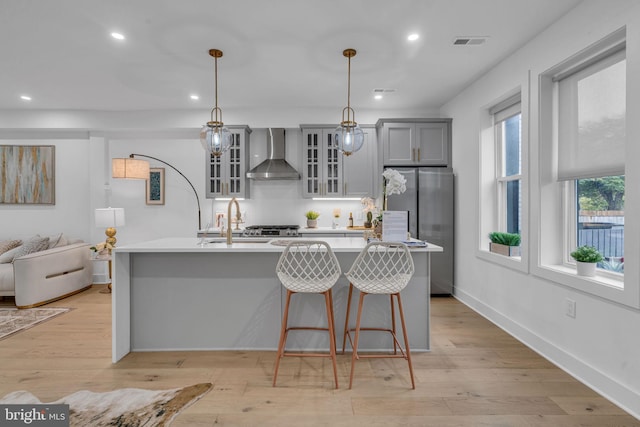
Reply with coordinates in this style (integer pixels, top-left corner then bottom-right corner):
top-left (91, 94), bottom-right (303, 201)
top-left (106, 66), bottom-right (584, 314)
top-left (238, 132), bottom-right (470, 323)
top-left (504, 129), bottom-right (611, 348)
top-left (95, 208), bottom-right (125, 228)
top-left (112, 158), bottom-right (150, 179)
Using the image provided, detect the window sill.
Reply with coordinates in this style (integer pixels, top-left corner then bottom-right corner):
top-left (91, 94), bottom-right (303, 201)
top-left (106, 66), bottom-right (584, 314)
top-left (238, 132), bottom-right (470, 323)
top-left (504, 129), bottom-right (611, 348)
top-left (532, 263), bottom-right (633, 308)
top-left (477, 249), bottom-right (528, 274)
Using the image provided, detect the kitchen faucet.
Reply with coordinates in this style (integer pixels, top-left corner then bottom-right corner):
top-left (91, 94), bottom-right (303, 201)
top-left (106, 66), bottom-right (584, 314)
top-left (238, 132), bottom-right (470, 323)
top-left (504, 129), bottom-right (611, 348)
top-left (227, 197), bottom-right (242, 245)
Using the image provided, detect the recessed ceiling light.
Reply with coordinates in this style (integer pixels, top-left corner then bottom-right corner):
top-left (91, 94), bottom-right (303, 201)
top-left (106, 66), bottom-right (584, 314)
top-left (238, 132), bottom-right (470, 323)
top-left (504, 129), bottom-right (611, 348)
top-left (190, 95), bottom-right (199, 100)
top-left (374, 94), bottom-right (383, 100)
top-left (110, 32), bottom-right (125, 41)
top-left (407, 33), bottom-right (419, 41)
top-left (20, 95), bottom-right (31, 101)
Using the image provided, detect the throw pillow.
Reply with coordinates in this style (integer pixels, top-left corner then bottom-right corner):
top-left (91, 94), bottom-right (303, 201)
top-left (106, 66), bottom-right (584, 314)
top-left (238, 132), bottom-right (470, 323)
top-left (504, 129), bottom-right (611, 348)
top-left (10, 236), bottom-right (50, 262)
top-left (0, 245), bottom-right (22, 263)
top-left (0, 239), bottom-right (22, 255)
top-left (47, 233), bottom-right (68, 249)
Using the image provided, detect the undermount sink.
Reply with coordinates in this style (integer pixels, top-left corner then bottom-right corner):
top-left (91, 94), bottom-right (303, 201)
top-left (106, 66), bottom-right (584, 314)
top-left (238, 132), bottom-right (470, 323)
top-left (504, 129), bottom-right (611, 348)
top-left (204, 237), bottom-right (272, 244)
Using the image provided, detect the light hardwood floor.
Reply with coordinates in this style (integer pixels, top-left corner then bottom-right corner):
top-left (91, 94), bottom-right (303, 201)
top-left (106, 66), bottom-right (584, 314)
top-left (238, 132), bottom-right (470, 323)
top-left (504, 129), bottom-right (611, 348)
top-left (1, 285), bottom-right (638, 426)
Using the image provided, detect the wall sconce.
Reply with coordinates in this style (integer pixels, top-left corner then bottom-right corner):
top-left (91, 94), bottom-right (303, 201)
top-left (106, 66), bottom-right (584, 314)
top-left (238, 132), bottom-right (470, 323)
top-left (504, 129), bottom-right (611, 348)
top-left (111, 154), bottom-right (202, 230)
top-left (200, 48), bottom-right (232, 157)
top-left (334, 48), bottom-right (364, 156)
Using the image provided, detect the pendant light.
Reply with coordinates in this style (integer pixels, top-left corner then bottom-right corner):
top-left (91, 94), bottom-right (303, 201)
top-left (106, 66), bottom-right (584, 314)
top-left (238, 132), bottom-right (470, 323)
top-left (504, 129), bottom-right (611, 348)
top-left (334, 48), bottom-right (364, 156)
top-left (200, 49), bottom-right (231, 157)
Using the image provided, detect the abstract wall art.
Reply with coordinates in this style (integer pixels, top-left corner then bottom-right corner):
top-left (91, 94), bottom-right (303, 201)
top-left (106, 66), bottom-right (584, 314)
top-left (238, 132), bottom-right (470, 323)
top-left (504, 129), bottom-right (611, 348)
top-left (0, 145), bottom-right (55, 204)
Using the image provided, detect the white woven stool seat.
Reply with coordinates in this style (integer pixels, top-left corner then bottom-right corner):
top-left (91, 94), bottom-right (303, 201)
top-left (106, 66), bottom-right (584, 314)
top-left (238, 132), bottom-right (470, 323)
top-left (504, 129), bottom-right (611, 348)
top-left (345, 242), bottom-right (415, 294)
top-left (273, 240), bottom-right (342, 389)
top-left (276, 241), bottom-right (341, 293)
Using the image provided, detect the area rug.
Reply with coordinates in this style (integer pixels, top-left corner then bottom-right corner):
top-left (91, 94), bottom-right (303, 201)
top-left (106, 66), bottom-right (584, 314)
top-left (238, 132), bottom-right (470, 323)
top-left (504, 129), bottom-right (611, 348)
top-left (0, 307), bottom-right (70, 340)
top-left (0, 383), bottom-right (212, 426)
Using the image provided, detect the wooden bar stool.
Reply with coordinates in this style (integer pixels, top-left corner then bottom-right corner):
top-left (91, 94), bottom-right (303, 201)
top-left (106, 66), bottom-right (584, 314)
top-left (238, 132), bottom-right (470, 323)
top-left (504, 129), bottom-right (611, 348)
top-left (273, 240), bottom-right (342, 388)
top-left (342, 241), bottom-right (416, 389)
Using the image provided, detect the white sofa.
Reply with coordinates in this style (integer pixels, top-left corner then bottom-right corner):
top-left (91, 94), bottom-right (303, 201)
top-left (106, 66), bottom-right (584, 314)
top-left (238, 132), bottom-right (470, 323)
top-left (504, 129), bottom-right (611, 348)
top-left (0, 236), bottom-right (93, 308)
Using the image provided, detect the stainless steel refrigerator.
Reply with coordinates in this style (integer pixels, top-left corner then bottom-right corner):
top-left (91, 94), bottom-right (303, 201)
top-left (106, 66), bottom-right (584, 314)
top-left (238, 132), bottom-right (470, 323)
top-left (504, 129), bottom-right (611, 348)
top-left (386, 167), bottom-right (454, 295)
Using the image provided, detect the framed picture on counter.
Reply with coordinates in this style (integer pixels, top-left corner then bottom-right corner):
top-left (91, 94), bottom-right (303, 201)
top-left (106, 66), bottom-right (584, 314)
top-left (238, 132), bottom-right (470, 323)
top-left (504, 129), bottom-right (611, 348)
top-left (146, 167), bottom-right (165, 205)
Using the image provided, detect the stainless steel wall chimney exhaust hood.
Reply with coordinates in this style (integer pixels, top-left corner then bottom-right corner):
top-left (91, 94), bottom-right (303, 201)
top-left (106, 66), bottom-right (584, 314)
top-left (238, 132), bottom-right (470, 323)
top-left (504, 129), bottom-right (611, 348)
top-left (246, 128), bottom-right (300, 180)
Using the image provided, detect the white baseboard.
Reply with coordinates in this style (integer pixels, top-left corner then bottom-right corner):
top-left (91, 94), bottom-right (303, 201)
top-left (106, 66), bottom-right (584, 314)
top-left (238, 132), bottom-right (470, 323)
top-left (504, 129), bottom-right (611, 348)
top-left (453, 288), bottom-right (640, 420)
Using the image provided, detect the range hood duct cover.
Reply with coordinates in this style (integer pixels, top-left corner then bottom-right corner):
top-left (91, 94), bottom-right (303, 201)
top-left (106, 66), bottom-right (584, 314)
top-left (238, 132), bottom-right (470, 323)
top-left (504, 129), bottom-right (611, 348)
top-left (246, 128), bottom-right (300, 180)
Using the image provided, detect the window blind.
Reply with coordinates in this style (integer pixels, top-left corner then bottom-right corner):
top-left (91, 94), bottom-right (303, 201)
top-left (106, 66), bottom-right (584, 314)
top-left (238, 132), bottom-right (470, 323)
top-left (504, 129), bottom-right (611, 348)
top-left (556, 48), bottom-right (626, 181)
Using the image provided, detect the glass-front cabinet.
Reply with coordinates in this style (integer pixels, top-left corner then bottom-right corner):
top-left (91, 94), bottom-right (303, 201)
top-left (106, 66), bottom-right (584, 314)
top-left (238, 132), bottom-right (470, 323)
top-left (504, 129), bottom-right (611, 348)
top-left (301, 125), bottom-right (375, 199)
top-left (205, 125), bottom-right (251, 199)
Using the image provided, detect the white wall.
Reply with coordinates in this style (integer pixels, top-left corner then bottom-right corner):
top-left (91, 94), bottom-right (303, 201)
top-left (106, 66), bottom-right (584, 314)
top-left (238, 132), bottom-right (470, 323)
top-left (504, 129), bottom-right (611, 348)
top-left (441, 0), bottom-right (640, 418)
top-left (1, 133), bottom-right (92, 242)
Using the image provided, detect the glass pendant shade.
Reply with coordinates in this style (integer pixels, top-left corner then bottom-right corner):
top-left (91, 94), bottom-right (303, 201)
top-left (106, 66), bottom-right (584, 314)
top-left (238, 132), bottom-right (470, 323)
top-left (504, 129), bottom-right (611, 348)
top-left (336, 48), bottom-right (364, 156)
top-left (334, 123), bottom-right (365, 156)
top-left (201, 48), bottom-right (231, 157)
top-left (200, 122), bottom-right (231, 156)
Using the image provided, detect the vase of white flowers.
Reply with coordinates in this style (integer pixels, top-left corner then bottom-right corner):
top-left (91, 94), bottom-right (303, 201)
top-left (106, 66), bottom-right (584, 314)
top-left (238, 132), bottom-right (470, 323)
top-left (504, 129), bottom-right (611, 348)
top-left (382, 168), bottom-right (407, 210)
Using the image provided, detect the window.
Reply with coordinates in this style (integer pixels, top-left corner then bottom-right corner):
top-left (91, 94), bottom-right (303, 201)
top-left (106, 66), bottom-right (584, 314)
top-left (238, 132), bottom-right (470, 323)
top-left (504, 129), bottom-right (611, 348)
top-left (556, 44), bottom-right (626, 277)
top-left (536, 28), bottom-right (634, 306)
top-left (478, 89), bottom-right (528, 272)
top-left (493, 96), bottom-right (522, 235)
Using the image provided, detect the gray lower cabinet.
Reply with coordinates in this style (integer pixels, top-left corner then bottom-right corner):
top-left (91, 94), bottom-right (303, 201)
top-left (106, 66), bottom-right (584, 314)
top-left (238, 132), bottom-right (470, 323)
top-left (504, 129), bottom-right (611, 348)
top-left (377, 119), bottom-right (451, 167)
top-left (205, 125), bottom-right (251, 199)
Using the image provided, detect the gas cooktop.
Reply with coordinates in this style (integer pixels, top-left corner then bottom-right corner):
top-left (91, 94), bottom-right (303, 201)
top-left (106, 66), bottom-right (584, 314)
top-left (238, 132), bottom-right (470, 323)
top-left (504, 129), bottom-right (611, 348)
top-left (243, 225), bottom-right (300, 237)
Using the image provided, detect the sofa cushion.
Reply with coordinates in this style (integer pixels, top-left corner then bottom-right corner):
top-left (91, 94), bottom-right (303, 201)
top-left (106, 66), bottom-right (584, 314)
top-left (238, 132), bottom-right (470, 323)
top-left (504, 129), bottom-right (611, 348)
top-left (0, 239), bottom-right (22, 255)
top-left (0, 246), bottom-right (22, 264)
top-left (10, 236), bottom-right (50, 263)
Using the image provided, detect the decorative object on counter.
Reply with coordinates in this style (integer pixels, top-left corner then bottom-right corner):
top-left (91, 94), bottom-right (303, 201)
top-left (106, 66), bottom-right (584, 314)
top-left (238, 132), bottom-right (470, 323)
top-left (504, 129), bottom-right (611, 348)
top-left (382, 168), bottom-right (407, 210)
top-left (488, 231), bottom-right (521, 257)
top-left (200, 48), bottom-right (231, 157)
top-left (332, 208), bottom-right (341, 229)
top-left (112, 153), bottom-right (202, 229)
top-left (0, 145), bottom-right (55, 205)
top-left (145, 167), bottom-right (165, 205)
top-left (349, 212), bottom-right (354, 228)
top-left (305, 210), bottom-right (320, 228)
top-left (570, 245), bottom-right (603, 277)
top-left (334, 48), bottom-right (364, 156)
top-left (361, 197), bottom-right (377, 228)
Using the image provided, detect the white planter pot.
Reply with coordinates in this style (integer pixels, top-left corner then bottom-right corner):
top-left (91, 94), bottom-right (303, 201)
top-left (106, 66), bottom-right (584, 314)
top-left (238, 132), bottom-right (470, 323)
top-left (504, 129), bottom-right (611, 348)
top-left (306, 219), bottom-right (318, 228)
top-left (576, 261), bottom-right (597, 277)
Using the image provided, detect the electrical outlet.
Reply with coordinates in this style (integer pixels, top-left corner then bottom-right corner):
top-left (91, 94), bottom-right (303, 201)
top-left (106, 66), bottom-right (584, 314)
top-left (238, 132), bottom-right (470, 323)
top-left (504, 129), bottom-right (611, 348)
top-left (565, 298), bottom-right (576, 318)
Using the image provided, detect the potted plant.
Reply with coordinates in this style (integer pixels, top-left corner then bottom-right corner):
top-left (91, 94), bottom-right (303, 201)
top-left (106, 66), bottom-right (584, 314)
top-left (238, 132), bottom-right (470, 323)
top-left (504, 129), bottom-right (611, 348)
top-left (570, 245), bottom-right (603, 277)
top-left (364, 211), bottom-right (373, 228)
top-left (489, 232), bottom-right (521, 257)
top-left (305, 210), bottom-right (320, 228)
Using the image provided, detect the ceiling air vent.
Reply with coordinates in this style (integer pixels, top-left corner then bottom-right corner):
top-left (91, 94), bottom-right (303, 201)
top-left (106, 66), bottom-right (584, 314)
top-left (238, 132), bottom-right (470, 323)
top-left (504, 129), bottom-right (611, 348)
top-left (453, 36), bottom-right (488, 46)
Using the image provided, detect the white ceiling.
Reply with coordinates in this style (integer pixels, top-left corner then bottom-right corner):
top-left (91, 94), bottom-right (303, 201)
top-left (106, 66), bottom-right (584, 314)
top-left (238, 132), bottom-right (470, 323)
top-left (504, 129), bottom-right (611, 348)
top-left (0, 0), bottom-right (582, 113)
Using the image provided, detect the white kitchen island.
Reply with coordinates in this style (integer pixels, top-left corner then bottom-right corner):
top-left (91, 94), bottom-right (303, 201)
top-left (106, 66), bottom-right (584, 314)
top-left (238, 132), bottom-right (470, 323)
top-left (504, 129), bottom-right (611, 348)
top-left (112, 237), bottom-right (442, 363)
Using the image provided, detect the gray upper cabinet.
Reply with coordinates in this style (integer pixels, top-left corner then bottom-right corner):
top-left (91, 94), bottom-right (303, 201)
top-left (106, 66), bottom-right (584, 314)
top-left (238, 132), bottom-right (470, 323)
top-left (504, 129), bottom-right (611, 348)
top-left (377, 119), bottom-right (452, 166)
top-left (301, 125), bottom-right (376, 199)
top-left (205, 125), bottom-right (251, 199)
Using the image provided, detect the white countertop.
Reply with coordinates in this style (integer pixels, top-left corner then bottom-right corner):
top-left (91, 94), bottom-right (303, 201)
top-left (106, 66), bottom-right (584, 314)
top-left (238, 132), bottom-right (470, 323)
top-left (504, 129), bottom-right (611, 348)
top-left (299, 226), bottom-right (365, 234)
top-left (116, 237), bottom-right (443, 254)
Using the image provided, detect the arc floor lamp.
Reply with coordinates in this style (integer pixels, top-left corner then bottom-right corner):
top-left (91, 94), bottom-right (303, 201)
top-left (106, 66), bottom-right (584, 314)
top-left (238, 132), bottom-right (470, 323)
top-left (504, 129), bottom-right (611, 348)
top-left (112, 154), bottom-right (202, 230)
